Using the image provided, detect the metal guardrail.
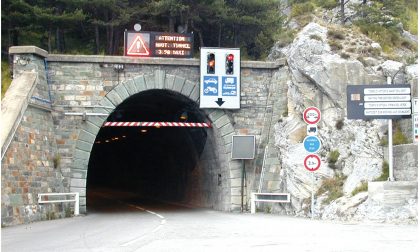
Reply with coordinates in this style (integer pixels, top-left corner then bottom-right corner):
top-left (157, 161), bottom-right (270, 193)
top-left (250, 192), bottom-right (290, 214)
top-left (38, 192), bottom-right (80, 216)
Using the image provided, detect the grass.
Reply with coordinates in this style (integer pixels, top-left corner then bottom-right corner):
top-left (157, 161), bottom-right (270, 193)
top-left (351, 181), bottom-right (368, 196)
top-left (329, 40), bottom-right (343, 51)
top-left (374, 161), bottom-right (389, 181)
top-left (317, 175), bottom-right (347, 204)
top-left (340, 52), bottom-right (350, 59)
top-left (310, 34), bottom-right (322, 41)
top-left (327, 150), bottom-right (340, 168)
top-left (1, 61), bottom-right (12, 99)
top-left (327, 30), bottom-right (345, 40)
top-left (291, 2), bottom-right (314, 17)
top-left (380, 126), bottom-right (410, 146)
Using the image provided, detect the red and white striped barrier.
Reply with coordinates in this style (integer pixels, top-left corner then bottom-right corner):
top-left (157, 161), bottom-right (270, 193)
top-left (102, 121), bottom-right (211, 128)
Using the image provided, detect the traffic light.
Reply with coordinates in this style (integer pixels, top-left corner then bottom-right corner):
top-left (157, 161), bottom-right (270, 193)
top-left (226, 53), bottom-right (234, 75)
top-left (207, 53), bottom-right (215, 74)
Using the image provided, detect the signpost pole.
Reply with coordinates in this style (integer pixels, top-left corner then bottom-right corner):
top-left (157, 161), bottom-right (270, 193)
top-left (387, 76), bottom-right (395, 181)
top-left (241, 159), bottom-right (245, 212)
top-left (311, 172), bottom-right (315, 219)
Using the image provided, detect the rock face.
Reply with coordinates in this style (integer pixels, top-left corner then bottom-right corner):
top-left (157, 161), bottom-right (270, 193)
top-left (267, 22), bottom-right (416, 222)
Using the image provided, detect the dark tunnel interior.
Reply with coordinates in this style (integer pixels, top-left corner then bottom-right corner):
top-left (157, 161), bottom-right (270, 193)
top-left (87, 90), bottom-right (209, 207)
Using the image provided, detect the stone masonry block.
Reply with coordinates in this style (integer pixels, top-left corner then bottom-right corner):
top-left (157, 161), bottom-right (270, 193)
top-left (134, 75), bottom-right (146, 92)
top-left (114, 84), bottom-right (130, 101)
top-left (72, 158), bottom-right (88, 170)
top-left (74, 149), bottom-right (90, 161)
top-left (223, 133), bottom-right (235, 145)
top-left (164, 74), bottom-right (175, 90)
top-left (181, 80), bottom-right (195, 97)
top-left (79, 196), bottom-right (86, 206)
top-left (71, 169), bottom-right (88, 179)
top-left (70, 178), bottom-right (86, 188)
top-left (78, 130), bottom-right (96, 143)
top-left (106, 89), bottom-right (123, 106)
top-left (230, 168), bottom-right (242, 179)
top-left (144, 74), bottom-right (155, 89)
top-left (230, 187), bottom-right (243, 196)
top-left (189, 85), bottom-right (199, 102)
top-left (87, 116), bottom-right (107, 129)
top-left (75, 140), bottom-right (93, 153)
top-left (70, 187), bottom-right (86, 197)
top-left (214, 115), bottom-right (231, 128)
top-left (155, 70), bottom-right (165, 89)
top-left (230, 178), bottom-right (242, 187)
top-left (98, 97), bottom-right (116, 109)
top-left (83, 121), bottom-right (100, 136)
top-left (208, 110), bottom-right (225, 122)
top-left (220, 123), bottom-right (234, 137)
top-left (230, 195), bottom-right (242, 205)
top-left (173, 76), bottom-right (185, 93)
top-left (123, 79), bottom-right (137, 96)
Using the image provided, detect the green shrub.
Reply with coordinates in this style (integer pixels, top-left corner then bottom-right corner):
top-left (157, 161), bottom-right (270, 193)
top-left (291, 2), bottom-right (314, 17)
top-left (375, 161), bottom-right (389, 181)
top-left (356, 22), bottom-right (401, 53)
top-left (328, 150), bottom-right (340, 168)
top-left (335, 119), bottom-right (344, 130)
top-left (393, 128), bottom-right (409, 145)
top-left (351, 181), bottom-right (368, 196)
top-left (275, 29), bottom-right (296, 48)
top-left (1, 61), bottom-right (12, 99)
top-left (317, 175), bottom-right (347, 204)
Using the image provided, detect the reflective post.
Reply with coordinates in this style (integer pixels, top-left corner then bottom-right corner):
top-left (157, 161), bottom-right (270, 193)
top-left (387, 76), bottom-right (395, 181)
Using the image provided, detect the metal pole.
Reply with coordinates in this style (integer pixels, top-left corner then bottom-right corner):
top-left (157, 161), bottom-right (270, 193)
top-left (241, 159), bottom-right (245, 212)
top-left (387, 76), bottom-right (395, 181)
top-left (311, 172), bottom-right (314, 219)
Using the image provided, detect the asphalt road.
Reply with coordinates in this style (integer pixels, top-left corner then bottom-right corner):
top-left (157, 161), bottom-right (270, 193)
top-left (1, 189), bottom-right (418, 252)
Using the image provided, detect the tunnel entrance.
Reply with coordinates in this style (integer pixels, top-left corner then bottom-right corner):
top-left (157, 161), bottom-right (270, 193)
top-left (87, 89), bottom-right (210, 208)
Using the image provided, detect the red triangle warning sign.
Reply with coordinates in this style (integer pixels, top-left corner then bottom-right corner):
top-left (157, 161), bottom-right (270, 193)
top-left (127, 35), bottom-right (150, 56)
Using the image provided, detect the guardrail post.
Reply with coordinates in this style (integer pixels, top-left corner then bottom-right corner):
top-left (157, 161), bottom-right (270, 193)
top-left (74, 192), bottom-right (80, 216)
top-left (251, 193), bottom-right (256, 214)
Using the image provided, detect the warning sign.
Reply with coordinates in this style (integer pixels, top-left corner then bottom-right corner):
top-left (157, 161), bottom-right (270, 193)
top-left (126, 33), bottom-right (150, 56)
top-left (124, 31), bottom-right (193, 58)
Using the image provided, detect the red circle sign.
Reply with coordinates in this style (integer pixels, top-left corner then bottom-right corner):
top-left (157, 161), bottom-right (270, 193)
top-left (303, 107), bottom-right (321, 125)
top-left (304, 154), bottom-right (321, 172)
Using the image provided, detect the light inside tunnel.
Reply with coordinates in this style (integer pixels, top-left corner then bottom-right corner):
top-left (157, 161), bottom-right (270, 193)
top-left (87, 90), bottom-right (209, 206)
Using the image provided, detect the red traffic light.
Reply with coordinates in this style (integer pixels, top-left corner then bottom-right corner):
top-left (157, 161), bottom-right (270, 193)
top-left (227, 54), bottom-right (234, 61)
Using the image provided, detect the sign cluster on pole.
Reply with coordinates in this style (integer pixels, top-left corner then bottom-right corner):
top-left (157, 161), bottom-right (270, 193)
top-left (199, 48), bottom-right (241, 109)
top-left (303, 107), bottom-right (322, 172)
top-left (346, 84), bottom-right (412, 120)
top-left (303, 107), bottom-right (321, 219)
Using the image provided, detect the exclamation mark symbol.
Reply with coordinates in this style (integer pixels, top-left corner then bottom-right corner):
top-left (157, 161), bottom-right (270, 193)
top-left (136, 40), bottom-right (141, 52)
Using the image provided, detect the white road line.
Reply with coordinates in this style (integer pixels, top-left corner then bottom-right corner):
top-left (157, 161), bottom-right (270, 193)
top-left (120, 203), bottom-right (166, 247)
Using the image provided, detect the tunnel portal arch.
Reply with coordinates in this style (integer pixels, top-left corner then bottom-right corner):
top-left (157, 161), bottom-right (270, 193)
top-left (71, 71), bottom-right (240, 213)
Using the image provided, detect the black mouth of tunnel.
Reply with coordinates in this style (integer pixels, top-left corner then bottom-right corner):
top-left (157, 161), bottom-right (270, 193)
top-left (87, 89), bottom-right (209, 204)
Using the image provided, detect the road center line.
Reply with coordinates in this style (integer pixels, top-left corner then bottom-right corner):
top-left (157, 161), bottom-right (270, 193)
top-left (120, 203), bottom-right (166, 247)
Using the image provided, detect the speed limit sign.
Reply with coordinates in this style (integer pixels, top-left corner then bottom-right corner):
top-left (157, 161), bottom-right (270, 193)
top-left (304, 154), bottom-right (321, 172)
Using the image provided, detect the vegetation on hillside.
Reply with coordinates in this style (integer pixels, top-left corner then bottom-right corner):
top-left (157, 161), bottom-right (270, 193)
top-left (1, 61), bottom-right (12, 99)
top-left (1, 0), bottom-right (282, 60)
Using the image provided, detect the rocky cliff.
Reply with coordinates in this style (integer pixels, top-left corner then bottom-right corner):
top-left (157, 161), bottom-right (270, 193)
top-left (267, 22), bottom-right (417, 223)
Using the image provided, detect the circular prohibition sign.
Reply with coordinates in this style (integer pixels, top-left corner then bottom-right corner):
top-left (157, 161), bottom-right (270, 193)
top-left (303, 107), bottom-right (321, 125)
top-left (304, 154), bottom-right (321, 172)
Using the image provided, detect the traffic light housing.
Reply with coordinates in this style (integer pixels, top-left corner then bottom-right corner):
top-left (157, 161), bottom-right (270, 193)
top-left (226, 54), bottom-right (234, 75)
top-left (207, 53), bottom-right (215, 74)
